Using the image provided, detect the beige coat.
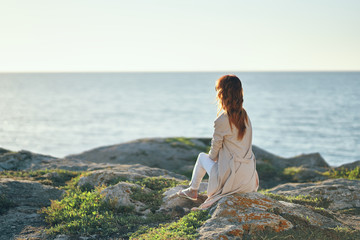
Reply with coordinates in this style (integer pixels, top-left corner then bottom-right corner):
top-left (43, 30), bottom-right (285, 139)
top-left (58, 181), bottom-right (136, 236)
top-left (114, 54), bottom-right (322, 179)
top-left (200, 112), bottom-right (259, 208)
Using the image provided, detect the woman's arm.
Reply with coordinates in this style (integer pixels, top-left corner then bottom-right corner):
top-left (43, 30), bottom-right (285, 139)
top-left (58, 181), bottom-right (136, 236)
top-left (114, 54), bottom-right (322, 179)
top-left (208, 115), bottom-right (229, 161)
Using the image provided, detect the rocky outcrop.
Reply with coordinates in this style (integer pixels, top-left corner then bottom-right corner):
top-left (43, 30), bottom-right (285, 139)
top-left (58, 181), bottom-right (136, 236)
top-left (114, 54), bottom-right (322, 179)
top-left (77, 164), bottom-right (186, 189)
top-left (0, 178), bottom-right (64, 207)
top-left (268, 178), bottom-right (360, 210)
top-left (101, 182), bottom-right (150, 213)
top-left (253, 146), bottom-right (330, 169)
top-left (65, 138), bottom-right (210, 174)
top-left (0, 150), bottom-right (57, 171)
top-left (2, 138), bottom-right (358, 190)
top-left (197, 192), bottom-right (343, 239)
top-left (337, 160), bottom-right (360, 170)
top-left (0, 178), bottom-right (64, 240)
top-left (159, 183), bottom-right (208, 215)
top-left (0, 139), bottom-right (359, 239)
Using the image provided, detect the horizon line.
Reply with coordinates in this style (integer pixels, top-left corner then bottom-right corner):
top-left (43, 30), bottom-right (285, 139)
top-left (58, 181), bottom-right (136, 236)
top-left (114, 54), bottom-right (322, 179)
top-left (1, 70), bottom-right (360, 74)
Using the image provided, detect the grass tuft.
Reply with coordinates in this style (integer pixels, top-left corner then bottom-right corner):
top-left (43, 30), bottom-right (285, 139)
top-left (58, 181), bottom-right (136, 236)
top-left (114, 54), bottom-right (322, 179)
top-left (39, 175), bottom-right (187, 238)
top-left (263, 192), bottom-right (331, 208)
top-left (321, 167), bottom-right (360, 180)
top-left (130, 209), bottom-right (211, 239)
top-left (0, 194), bottom-right (16, 214)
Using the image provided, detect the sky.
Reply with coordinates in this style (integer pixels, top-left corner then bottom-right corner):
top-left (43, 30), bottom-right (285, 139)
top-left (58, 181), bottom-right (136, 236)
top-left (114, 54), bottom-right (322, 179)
top-left (0, 0), bottom-right (359, 72)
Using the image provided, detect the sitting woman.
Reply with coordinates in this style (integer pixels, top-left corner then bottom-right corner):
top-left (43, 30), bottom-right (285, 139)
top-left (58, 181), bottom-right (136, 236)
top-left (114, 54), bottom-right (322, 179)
top-left (178, 74), bottom-right (259, 210)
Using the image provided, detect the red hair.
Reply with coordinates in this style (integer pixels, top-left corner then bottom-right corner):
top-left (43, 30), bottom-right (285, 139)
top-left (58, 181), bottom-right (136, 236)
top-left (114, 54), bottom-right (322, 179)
top-left (216, 74), bottom-right (249, 140)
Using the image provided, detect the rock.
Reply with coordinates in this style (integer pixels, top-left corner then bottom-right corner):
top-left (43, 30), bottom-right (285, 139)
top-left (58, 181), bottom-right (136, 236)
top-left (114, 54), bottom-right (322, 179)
top-left (268, 178), bottom-right (360, 210)
top-left (336, 160), bottom-right (360, 170)
top-left (198, 192), bottom-right (344, 239)
top-left (53, 235), bottom-right (70, 240)
top-left (0, 150), bottom-right (57, 171)
top-left (0, 178), bottom-right (64, 240)
top-left (198, 192), bottom-right (294, 239)
top-left (64, 139), bottom-right (333, 190)
top-left (65, 138), bottom-right (210, 174)
top-left (253, 145), bottom-right (330, 169)
top-left (100, 182), bottom-right (148, 212)
top-left (159, 183), bottom-right (208, 214)
top-left (283, 167), bottom-right (329, 182)
top-left (0, 178), bottom-right (64, 207)
top-left (0, 147), bottom-right (10, 156)
top-left (77, 164), bottom-right (186, 189)
top-left (277, 201), bottom-right (341, 228)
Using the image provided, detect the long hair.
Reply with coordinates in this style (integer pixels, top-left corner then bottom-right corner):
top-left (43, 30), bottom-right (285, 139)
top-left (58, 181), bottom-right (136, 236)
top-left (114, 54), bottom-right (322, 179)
top-left (215, 74), bottom-right (249, 140)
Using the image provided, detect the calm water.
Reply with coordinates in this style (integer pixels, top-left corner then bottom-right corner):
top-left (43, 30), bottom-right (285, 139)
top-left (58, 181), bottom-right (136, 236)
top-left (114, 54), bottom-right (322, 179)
top-left (0, 72), bottom-right (359, 166)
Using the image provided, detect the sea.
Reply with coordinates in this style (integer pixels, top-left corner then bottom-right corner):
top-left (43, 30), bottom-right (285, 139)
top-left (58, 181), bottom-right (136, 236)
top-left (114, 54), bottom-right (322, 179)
top-left (0, 72), bottom-right (359, 167)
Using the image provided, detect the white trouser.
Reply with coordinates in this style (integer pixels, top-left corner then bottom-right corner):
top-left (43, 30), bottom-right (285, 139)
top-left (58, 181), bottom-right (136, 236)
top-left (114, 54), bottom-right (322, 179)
top-left (189, 152), bottom-right (216, 190)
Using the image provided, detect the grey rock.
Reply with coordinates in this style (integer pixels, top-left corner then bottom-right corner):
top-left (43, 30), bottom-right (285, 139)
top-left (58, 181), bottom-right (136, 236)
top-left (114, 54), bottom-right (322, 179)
top-left (101, 182), bottom-right (148, 212)
top-left (65, 138), bottom-right (209, 174)
top-left (159, 183), bottom-right (208, 214)
top-left (0, 150), bottom-right (57, 171)
top-left (0, 179), bottom-right (64, 240)
top-left (0, 178), bottom-right (64, 207)
top-left (198, 192), bottom-right (294, 239)
top-left (278, 200), bottom-right (341, 228)
top-left (77, 164), bottom-right (186, 189)
top-left (198, 191), bottom-right (344, 239)
top-left (336, 160), bottom-right (360, 170)
top-left (268, 178), bottom-right (360, 210)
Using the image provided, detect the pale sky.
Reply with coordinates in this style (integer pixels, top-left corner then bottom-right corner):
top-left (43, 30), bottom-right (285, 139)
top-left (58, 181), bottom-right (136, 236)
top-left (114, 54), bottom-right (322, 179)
top-left (1, 0), bottom-right (359, 72)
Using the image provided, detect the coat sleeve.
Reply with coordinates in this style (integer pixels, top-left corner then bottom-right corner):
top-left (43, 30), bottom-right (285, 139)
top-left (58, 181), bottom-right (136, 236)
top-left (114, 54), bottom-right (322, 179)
top-left (208, 115), bottom-right (229, 161)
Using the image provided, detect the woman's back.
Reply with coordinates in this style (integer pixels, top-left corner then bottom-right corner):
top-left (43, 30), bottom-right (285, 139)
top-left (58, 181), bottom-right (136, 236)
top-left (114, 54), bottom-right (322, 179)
top-left (220, 112), bottom-right (254, 163)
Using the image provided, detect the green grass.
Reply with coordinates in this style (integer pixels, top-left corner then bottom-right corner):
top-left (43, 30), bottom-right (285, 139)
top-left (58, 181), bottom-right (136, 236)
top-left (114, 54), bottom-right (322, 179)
top-left (130, 177), bottom-right (185, 212)
top-left (263, 192), bottom-right (331, 208)
top-left (0, 194), bottom-right (16, 214)
top-left (129, 210), bottom-right (211, 239)
top-left (165, 137), bottom-right (209, 152)
top-left (282, 166), bottom-right (306, 181)
top-left (0, 169), bottom-right (82, 187)
top-left (321, 167), bottom-right (360, 180)
top-left (39, 175), bottom-right (186, 238)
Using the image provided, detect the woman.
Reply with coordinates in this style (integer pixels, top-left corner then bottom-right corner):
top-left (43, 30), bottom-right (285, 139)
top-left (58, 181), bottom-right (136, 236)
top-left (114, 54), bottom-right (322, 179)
top-left (178, 74), bottom-right (259, 210)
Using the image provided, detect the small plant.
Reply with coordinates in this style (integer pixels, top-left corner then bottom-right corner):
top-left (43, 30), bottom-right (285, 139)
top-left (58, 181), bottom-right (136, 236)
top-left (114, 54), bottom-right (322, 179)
top-left (134, 176), bottom-right (181, 191)
top-left (0, 194), bottom-right (16, 214)
top-left (165, 137), bottom-right (209, 152)
top-left (130, 177), bottom-right (187, 212)
top-left (130, 210), bottom-right (211, 239)
top-left (264, 192), bottom-right (330, 208)
top-left (321, 167), bottom-right (360, 180)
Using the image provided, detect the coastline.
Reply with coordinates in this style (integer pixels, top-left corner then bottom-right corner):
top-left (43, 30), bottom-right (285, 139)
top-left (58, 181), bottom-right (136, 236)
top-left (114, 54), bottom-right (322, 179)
top-left (1, 137), bottom-right (359, 239)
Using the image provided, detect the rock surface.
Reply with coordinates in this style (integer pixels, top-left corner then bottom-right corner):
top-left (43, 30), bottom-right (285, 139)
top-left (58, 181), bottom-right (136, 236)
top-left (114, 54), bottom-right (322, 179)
top-left (159, 183), bottom-right (208, 214)
top-left (65, 138), bottom-right (210, 174)
top-left (0, 139), bottom-right (359, 239)
top-left (0, 178), bottom-right (64, 240)
top-left (268, 178), bottom-right (360, 210)
top-left (77, 164), bottom-right (186, 189)
top-left (2, 138), bottom-right (358, 190)
top-left (337, 160), bottom-right (360, 170)
top-left (197, 191), bottom-right (344, 239)
top-left (0, 150), bottom-right (57, 171)
top-left (0, 178), bottom-right (64, 207)
top-left (101, 182), bottom-right (149, 212)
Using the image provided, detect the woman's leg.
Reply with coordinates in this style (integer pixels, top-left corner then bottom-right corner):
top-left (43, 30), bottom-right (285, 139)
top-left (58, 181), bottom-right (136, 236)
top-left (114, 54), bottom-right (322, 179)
top-left (189, 152), bottom-right (216, 190)
top-left (178, 152), bottom-right (215, 200)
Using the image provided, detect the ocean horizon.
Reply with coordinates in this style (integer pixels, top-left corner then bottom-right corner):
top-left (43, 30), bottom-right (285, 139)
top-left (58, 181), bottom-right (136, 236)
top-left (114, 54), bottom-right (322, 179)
top-left (0, 71), bottom-right (359, 166)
